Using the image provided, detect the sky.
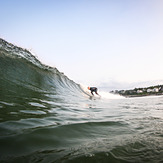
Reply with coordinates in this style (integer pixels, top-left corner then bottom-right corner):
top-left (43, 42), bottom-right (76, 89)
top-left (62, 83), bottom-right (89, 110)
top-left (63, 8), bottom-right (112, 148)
top-left (1, 0), bottom-right (163, 87)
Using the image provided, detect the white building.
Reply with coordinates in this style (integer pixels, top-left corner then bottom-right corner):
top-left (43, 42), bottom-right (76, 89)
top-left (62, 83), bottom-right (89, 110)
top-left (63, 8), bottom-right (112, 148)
top-left (153, 88), bottom-right (159, 92)
top-left (147, 89), bottom-right (153, 93)
top-left (137, 90), bottom-right (143, 93)
top-left (147, 88), bottom-right (159, 93)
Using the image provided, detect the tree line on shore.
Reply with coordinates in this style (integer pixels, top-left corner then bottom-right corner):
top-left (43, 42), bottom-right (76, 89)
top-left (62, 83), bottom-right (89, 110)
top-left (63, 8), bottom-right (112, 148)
top-left (110, 85), bottom-right (163, 97)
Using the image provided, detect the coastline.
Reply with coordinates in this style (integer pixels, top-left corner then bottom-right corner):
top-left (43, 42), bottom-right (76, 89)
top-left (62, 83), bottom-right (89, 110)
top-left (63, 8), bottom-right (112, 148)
top-left (110, 84), bottom-right (163, 98)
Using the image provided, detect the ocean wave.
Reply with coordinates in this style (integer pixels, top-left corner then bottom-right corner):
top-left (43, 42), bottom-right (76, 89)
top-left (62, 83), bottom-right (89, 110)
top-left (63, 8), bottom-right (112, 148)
top-left (0, 38), bottom-right (85, 98)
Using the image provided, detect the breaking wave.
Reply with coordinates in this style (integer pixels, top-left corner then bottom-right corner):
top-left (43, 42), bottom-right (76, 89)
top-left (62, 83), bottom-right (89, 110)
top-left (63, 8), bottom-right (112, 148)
top-left (0, 38), bottom-right (86, 100)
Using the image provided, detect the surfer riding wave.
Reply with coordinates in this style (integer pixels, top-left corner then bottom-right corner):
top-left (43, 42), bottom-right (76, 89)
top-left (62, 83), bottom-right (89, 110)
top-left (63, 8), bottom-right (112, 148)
top-left (88, 87), bottom-right (100, 96)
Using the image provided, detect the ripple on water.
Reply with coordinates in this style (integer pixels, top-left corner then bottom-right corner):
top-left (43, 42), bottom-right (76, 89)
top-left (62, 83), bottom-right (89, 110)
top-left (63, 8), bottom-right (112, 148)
top-left (19, 110), bottom-right (46, 115)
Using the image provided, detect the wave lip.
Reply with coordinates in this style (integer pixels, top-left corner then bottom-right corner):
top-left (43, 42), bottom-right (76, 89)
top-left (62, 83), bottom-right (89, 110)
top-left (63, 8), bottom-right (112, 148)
top-left (0, 38), bottom-right (54, 71)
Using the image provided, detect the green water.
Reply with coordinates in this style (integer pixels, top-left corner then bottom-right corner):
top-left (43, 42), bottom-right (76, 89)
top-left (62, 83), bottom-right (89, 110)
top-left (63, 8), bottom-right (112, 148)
top-left (0, 92), bottom-right (163, 162)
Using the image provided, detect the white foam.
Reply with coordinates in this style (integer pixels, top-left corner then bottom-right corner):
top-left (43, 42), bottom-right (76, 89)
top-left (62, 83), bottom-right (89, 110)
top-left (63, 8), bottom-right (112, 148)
top-left (99, 91), bottom-right (124, 99)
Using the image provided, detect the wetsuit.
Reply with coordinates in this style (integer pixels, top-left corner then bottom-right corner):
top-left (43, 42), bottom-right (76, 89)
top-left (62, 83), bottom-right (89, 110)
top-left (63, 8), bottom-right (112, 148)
top-left (90, 87), bottom-right (98, 95)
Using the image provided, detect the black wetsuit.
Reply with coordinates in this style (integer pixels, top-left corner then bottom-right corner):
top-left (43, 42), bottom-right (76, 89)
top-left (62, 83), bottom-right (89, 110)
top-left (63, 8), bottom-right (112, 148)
top-left (90, 87), bottom-right (98, 95)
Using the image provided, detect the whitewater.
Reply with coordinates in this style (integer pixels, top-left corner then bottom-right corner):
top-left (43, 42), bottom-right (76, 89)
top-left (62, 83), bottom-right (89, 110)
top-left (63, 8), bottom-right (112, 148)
top-left (0, 38), bottom-right (162, 163)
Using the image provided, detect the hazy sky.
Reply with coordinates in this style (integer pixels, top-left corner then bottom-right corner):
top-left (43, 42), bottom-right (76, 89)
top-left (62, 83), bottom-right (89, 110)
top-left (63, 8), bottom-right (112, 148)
top-left (1, 0), bottom-right (163, 86)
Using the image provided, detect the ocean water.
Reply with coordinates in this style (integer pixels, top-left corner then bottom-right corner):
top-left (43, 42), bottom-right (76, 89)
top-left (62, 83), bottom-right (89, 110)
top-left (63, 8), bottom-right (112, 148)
top-left (0, 39), bottom-right (163, 163)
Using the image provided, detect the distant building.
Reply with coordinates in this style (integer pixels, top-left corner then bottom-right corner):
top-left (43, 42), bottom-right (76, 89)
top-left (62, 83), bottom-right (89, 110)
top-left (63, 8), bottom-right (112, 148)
top-left (147, 89), bottom-right (153, 93)
top-left (137, 90), bottom-right (143, 93)
top-left (153, 88), bottom-right (159, 92)
top-left (146, 88), bottom-right (159, 93)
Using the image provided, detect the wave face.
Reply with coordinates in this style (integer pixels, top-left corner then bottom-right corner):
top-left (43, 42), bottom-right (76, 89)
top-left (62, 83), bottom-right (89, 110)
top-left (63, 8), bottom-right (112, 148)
top-left (0, 39), bottom-right (163, 163)
top-left (0, 38), bottom-right (84, 99)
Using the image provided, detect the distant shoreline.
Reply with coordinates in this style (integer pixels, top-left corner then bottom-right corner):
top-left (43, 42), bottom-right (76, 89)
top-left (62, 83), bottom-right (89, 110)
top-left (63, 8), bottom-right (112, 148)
top-left (110, 84), bottom-right (163, 98)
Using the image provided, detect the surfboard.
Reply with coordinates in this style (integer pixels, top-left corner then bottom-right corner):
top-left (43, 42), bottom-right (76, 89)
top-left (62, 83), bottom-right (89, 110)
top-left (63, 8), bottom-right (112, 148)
top-left (89, 95), bottom-right (101, 100)
top-left (84, 90), bottom-right (101, 99)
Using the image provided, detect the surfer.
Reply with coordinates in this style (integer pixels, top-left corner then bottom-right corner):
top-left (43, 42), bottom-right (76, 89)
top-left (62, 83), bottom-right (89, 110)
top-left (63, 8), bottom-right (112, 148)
top-left (88, 87), bottom-right (100, 96)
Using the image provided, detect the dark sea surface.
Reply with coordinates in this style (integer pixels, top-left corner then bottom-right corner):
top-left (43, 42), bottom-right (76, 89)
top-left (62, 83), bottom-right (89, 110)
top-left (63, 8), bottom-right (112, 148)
top-left (0, 39), bottom-right (163, 163)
